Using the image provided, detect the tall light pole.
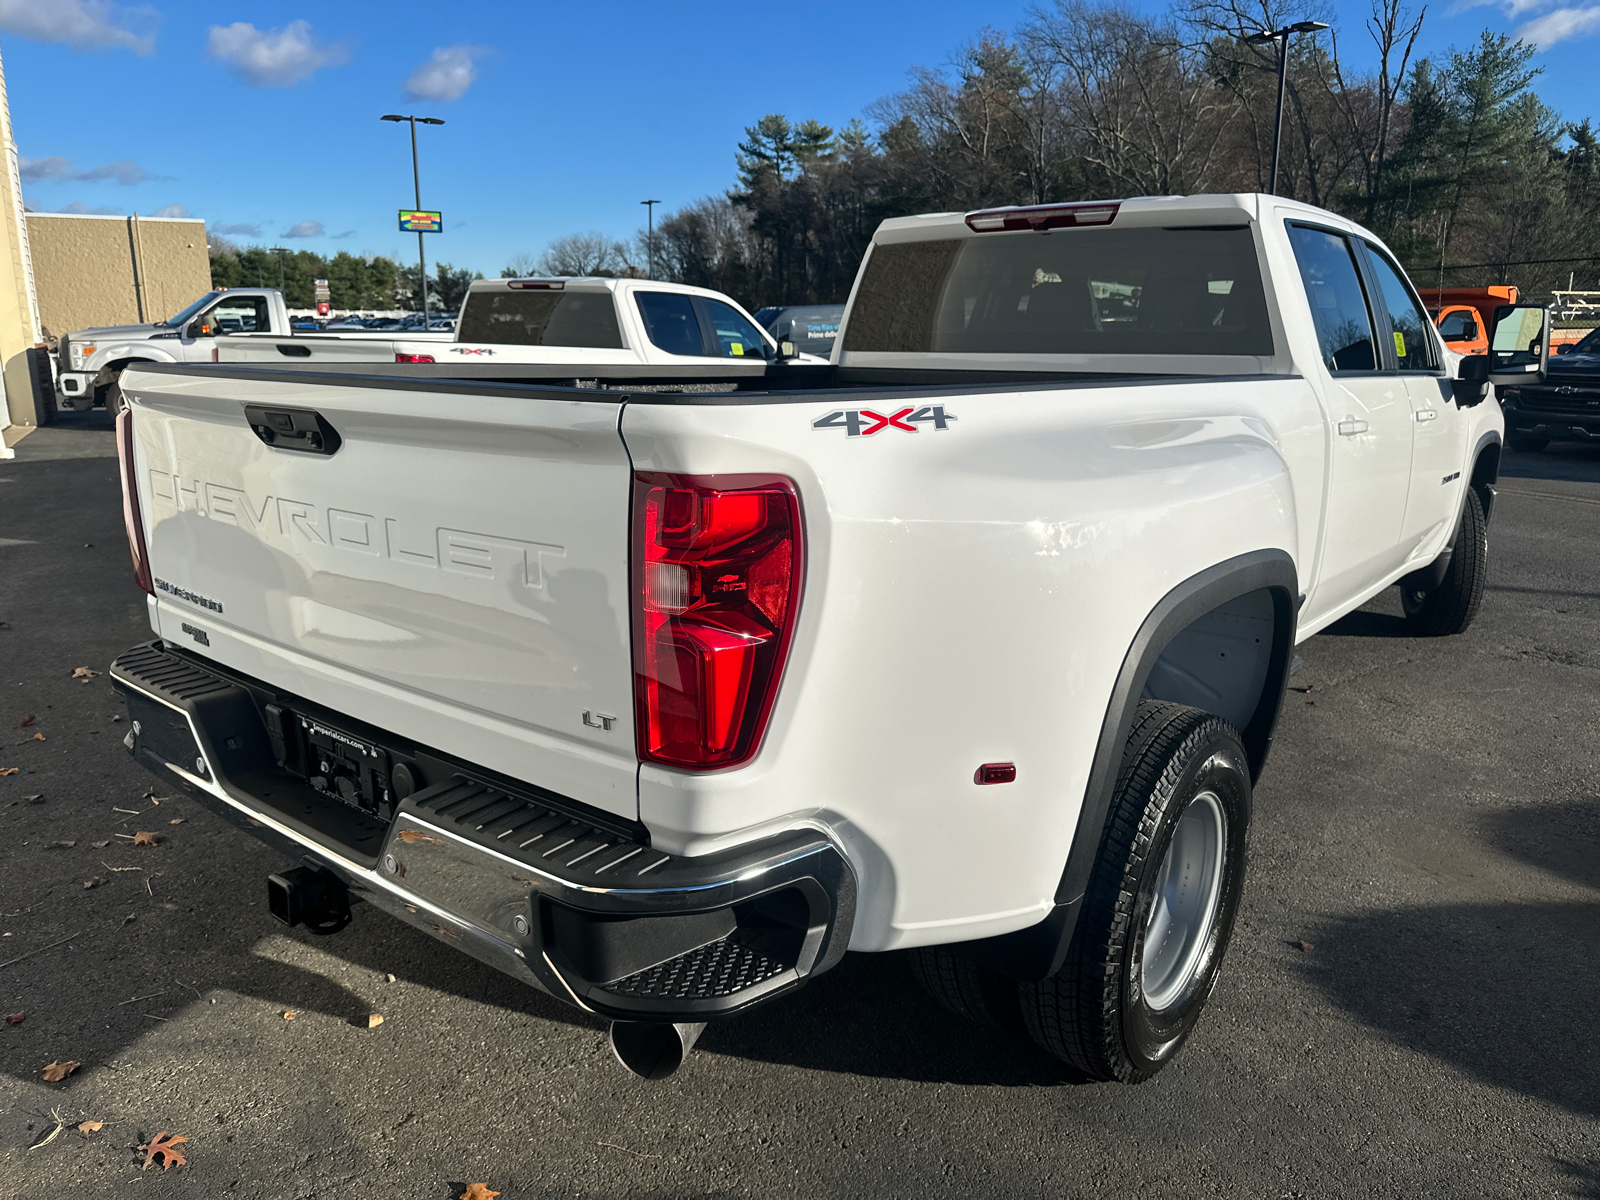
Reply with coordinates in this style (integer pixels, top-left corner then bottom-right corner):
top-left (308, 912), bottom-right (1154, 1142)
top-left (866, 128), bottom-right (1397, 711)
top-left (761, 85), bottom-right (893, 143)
top-left (1245, 21), bottom-right (1329, 196)
top-left (269, 246), bottom-right (287, 293)
top-left (640, 199), bottom-right (660, 280)
top-left (381, 113), bottom-right (445, 323)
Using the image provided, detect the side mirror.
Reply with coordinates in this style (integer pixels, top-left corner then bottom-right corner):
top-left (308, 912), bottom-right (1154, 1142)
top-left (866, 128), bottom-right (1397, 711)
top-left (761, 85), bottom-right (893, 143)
top-left (1487, 303), bottom-right (1549, 386)
top-left (773, 321), bottom-right (799, 362)
top-left (186, 321), bottom-right (212, 339)
top-left (1452, 352), bottom-right (1489, 407)
top-left (1557, 342), bottom-right (1573, 355)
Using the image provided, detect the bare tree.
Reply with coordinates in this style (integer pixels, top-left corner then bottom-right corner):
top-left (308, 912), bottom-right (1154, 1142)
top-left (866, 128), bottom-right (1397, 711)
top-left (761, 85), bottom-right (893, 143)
top-left (499, 250), bottom-right (540, 278)
top-left (534, 232), bottom-right (627, 277)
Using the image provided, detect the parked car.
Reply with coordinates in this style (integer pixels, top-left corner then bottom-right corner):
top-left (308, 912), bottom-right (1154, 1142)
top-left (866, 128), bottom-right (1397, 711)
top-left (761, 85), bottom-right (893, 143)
top-left (216, 278), bottom-right (816, 368)
top-left (1421, 286), bottom-right (1518, 358)
top-left (110, 193), bottom-right (1518, 1083)
top-left (56, 288), bottom-right (292, 415)
top-left (751, 304), bottom-right (845, 358)
top-left (1500, 318), bottom-right (1598, 451)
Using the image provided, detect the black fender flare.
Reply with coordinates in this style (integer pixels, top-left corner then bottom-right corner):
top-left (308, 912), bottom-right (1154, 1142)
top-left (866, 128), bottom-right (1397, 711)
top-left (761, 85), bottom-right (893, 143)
top-left (955, 549), bottom-right (1299, 981)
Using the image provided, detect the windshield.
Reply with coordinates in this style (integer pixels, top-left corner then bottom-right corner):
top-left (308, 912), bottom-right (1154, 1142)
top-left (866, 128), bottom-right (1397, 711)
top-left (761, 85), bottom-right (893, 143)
top-left (159, 291), bottom-right (222, 328)
top-left (841, 227), bottom-right (1272, 357)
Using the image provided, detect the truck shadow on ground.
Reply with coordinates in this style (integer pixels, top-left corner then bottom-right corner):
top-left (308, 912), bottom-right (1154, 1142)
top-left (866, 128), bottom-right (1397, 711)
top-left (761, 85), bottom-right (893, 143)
top-left (1298, 795), bottom-right (1600, 1123)
top-left (1497, 443), bottom-right (1600, 485)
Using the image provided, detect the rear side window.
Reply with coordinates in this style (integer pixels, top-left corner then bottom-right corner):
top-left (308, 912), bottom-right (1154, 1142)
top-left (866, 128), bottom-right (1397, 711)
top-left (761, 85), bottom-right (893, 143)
top-left (1363, 244), bottom-right (1439, 371)
top-left (637, 292), bottom-right (704, 356)
top-left (455, 291), bottom-right (623, 347)
top-left (840, 227), bottom-right (1272, 356)
top-left (1286, 225), bottom-right (1377, 372)
top-left (703, 299), bottom-right (768, 358)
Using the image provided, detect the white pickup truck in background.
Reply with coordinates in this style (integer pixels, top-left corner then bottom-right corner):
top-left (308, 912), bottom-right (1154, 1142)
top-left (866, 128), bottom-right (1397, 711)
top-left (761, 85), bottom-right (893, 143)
top-left (108, 193), bottom-right (1533, 1083)
top-left (215, 278), bottom-right (810, 370)
top-left (55, 287), bottom-right (449, 416)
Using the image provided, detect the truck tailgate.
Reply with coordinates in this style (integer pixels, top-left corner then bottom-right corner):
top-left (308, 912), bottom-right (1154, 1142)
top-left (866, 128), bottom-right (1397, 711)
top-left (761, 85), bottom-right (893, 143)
top-left (121, 366), bottom-right (639, 820)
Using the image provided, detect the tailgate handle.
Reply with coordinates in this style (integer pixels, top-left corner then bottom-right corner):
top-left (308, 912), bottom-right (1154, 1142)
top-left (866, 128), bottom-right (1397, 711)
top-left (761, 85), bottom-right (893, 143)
top-left (276, 343), bottom-right (312, 357)
top-left (244, 405), bottom-right (342, 456)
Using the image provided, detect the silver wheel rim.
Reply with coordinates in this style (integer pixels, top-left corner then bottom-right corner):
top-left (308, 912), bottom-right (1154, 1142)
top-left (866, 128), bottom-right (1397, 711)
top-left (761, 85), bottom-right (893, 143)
top-left (1140, 789), bottom-right (1226, 1013)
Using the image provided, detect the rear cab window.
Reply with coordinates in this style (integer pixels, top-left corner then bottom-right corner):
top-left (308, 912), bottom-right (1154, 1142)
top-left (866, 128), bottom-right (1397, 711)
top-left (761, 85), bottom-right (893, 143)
top-left (455, 290), bottom-right (623, 347)
top-left (840, 226), bottom-right (1273, 357)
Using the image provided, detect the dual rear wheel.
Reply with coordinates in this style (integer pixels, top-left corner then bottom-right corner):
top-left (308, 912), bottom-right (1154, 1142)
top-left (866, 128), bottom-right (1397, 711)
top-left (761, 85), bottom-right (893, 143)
top-left (911, 701), bottom-right (1252, 1082)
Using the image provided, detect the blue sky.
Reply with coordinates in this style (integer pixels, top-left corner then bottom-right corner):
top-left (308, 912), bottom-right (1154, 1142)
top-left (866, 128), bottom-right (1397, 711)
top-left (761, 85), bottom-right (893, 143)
top-left (5, 0), bottom-right (1596, 277)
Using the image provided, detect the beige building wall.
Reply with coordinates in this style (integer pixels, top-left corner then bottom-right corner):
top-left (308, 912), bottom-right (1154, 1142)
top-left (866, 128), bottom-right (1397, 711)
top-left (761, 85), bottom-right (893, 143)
top-left (27, 212), bottom-right (211, 341)
top-left (0, 45), bottom-right (42, 433)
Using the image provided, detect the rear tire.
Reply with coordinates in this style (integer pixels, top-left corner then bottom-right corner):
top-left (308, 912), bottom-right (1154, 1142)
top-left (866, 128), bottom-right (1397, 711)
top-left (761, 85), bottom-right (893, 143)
top-left (1401, 488), bottom-right (1487, 636)
top-left (907, 946), bottom-right (1026, 1037)
top-left (1507, 435), bottom-right (1548, 453)
top-left (1019, 702), bottom-right (1251, 1083)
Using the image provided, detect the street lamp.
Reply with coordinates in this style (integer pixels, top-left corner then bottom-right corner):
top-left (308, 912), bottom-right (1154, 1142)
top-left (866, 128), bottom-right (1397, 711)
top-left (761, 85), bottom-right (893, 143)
top-left (1244, 21), bottom-right (1329, 196)
top-left (269, 246), bottom-right (287, 293)
top-left (640, 199), bottom-right (661, 280)
top-left (381, 113), bottom-right (445, 324)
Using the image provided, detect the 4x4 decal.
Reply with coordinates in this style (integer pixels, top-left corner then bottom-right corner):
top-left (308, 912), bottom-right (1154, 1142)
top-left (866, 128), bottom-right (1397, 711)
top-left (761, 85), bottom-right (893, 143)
top-left (812, 405), bottom-right (956, 437)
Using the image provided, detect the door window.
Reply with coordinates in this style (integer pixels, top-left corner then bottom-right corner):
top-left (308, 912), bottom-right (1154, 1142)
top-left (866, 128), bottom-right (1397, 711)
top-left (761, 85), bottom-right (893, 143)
top-left (636, 292), bottom-right (704, 356)
top-left (702, 299), bottom-right (768, 358)
top-left (1287, 225), bottom-right (1377, 372)
top-left (209, 296), bottom-right (270, 333)
top-left (1436, 310), bottom-right (1478, 344)
top-left (1363, 245), bottom-right (1439, 371)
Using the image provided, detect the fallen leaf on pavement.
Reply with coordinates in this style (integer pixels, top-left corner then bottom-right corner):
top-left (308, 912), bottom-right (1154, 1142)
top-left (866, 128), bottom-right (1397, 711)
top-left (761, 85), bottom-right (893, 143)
top-left (282, 1010), bottom-right (298, 1021)
top-left (72, 668), bottom-right (99, 681)
top-left (31, 733), bottom-right (44, 741)
top-left (366, 1013), bottom-right (384, 1029)
top-left (0, 767), bottom-right (16, 776)
top-left (19, 715), bottom-right (34, 728)
top-left (385, 973), bottom-right (396, 983)
top-left (461, 1187), bottom-right (501, 1200)
top-left (83, 877), bottom-right (106, 890)
top-left (397, 830), bottom-right (444, 845)
top-left (168, 818), bottom-right (184, 826)
top-left (1294, 940), bottom-right (1315, 953)
top-left (5, 1012), bottom-right (22, 1025)
top-left (138, 1131), bottom-right (187, 1171)
top-left (40, 1060), bottom-right (78, 1082)
top-left (46, 841), bottom-right (76, 850)
top-left (131, 831), bottom-right (162, 847)
top-left (24, 794), bottom-right (43, 804)
top-left (91, 840), bottom-right (109, 848)
top-left (77, 1121), bottom-right (103, 1136)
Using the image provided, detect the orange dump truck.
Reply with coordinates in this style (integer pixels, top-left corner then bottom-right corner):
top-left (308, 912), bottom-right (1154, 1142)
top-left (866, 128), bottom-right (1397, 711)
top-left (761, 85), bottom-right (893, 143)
top-left (1419, 286), bottom-right (1518, 356)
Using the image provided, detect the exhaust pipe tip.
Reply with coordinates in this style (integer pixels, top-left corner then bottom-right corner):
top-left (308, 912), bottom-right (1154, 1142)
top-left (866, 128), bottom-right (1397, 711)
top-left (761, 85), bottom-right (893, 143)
top-left (609, 1020), bottom-right (706, 1080)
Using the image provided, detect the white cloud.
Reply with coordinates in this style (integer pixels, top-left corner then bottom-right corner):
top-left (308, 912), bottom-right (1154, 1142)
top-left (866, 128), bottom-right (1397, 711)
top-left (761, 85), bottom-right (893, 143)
top-left (402, 45), bottom-right (484, 102)
top-left (283, 220), bottom-right (324, 238)
top-left (57, 201), bottom-right (122, 215)
top-left (330, 230), bottom-right (357, 239)
top-left (213, 221), bottom-right (262, 237)
top-left (19, 155), bottom-right (149, 185)
top-left (149, 203), bottom-right (189, 218)
top-left (0, 0), bottom-right (157, 53)
top-left (1517, 4), bottom-right (1600, 44)
top-left (206, 20), bottom-right (347, 87)
top-left (18, 155), bottom-right (71, 183)
top-left (76, 159), bottom-right (150, 185)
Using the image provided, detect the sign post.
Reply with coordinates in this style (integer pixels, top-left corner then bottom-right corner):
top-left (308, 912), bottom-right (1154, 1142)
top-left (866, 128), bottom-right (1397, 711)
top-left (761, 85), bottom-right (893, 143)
top-left (314, 278), bottom-right (330, 318)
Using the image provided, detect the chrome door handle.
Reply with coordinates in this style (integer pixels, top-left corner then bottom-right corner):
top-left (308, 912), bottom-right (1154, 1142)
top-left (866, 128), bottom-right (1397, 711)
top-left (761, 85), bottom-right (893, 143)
top-left (1337, 418), bottom-right (1369, 436)
top-left (1415, 409), bottom-right (1438, 422)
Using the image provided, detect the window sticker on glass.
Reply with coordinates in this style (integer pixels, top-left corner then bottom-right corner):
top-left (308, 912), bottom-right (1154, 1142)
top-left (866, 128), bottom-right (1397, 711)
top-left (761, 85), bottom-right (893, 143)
top-left (1394, 331), bottom-right (1406, 358)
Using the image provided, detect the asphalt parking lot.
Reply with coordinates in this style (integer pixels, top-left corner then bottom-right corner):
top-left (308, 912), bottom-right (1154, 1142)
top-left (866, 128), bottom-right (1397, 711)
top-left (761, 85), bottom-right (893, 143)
top-left (1, 412), bottom-right (1596, 1199)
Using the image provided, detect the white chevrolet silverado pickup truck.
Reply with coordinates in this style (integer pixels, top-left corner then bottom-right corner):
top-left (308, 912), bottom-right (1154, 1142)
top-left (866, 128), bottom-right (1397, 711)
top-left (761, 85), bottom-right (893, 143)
top-left (215, 277), bottom-right (814, 370)
top-left (107, 194), bottom-right (1539, 1082)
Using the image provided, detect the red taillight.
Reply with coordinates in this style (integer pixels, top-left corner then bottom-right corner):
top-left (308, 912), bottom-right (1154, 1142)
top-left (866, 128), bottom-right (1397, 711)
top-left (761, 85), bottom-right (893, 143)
top-left (632, 473), bottom-right (803, 769)
top-left (115, 407), bottom-right (154, 596)
top-left (395, 352), bottom-right (435, 363)
top-left (965, 202), bottom-right (1120, 232)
